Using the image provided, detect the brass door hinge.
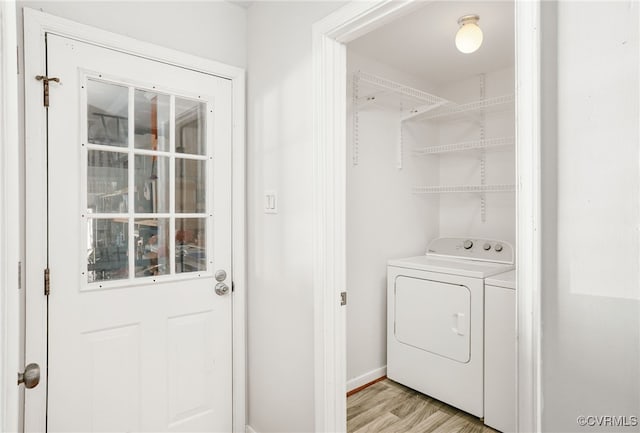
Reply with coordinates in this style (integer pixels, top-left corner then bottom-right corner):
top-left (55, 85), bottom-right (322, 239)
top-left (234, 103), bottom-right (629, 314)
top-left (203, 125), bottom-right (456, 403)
top-left (44, 268), bottom-right (50, 296)
top-left (35, 75), bottom-right (61, 107)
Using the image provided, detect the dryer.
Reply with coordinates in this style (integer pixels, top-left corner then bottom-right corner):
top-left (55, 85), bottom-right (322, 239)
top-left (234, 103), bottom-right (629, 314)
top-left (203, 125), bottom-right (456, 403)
top-left (387, 237), bottom-right (514, 417)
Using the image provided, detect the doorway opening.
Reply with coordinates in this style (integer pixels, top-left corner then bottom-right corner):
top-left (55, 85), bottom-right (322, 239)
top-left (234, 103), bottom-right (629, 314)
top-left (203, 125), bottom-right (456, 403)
top-left (345, 2), bottom-right (515, 432)
top-left (312, 1), bottom-right (541, 432)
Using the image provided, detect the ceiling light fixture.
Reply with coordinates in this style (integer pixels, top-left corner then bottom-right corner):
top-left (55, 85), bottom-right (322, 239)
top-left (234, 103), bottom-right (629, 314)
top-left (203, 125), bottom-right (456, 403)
top-left (455, 14), bottom-right (483, 54)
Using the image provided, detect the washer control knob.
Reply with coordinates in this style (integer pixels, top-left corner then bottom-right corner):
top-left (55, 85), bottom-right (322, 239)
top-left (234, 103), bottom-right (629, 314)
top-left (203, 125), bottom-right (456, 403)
top-left (483, 243), bottom-right (492, 251)
top-left (463, 240), bottom-right (473, 250)
top-left (495, 243), bottom-right (504, 252)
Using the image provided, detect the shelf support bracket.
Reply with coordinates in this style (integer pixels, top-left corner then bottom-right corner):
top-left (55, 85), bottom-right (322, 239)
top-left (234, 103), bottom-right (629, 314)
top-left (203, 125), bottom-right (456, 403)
top-left (397, 102), bottom-right (403, 169)
top-left (400, 100), bottom-right (448, 122)
top-left (479, 73), bottom-right (487, 222)
top-left (352, 73), bottom-right (360, 166)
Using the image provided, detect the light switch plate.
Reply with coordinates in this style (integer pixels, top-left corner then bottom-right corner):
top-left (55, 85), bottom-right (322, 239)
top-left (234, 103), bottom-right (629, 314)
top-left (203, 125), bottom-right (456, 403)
top-left (264, 190), bottom-right (277, 214)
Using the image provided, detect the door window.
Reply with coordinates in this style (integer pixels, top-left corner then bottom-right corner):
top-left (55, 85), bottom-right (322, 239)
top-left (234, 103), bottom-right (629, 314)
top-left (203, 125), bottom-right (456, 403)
top-left (85, 78), bottom-right (210, 285)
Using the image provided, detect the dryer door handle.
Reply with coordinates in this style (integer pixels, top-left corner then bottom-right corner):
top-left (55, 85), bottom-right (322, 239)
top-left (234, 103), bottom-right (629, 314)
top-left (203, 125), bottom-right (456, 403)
top-left (452, 313), bottom-right (466, 336)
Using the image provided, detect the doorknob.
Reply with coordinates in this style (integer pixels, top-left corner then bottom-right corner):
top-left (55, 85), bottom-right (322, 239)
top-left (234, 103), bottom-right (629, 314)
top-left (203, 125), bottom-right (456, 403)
top-left (215, 282), bottom-right (229, 296)
top-left (17, 363), bottom-right (40, 389)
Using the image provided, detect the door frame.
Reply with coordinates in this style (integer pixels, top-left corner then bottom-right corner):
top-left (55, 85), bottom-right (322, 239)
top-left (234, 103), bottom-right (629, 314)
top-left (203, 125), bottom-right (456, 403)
top-left (0, 1), bottom-right (20, 432)
top-left (311, 1), bottom-right (542, 432)
top-left (23, 8), bottom-right (246, 433)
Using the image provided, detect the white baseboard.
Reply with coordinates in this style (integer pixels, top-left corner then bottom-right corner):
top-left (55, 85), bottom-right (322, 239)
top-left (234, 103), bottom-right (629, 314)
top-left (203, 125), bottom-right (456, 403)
top-left (346, 366), bottom-right (387, 393)
top-left (245, 425), bottom-right (258, 433)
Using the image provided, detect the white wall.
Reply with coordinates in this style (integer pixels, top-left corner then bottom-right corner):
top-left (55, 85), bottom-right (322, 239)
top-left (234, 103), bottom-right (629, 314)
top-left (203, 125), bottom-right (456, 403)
top-left (436, 67), bottom-right (515, 246)
top-left (16, 1), bottom-right (247, 68)
top-left (345, 50), bottom-right (440, 388)
top-left (246, 2), bottom-right (344, 432)
top-left (541, 2), bottom-right (640, 432)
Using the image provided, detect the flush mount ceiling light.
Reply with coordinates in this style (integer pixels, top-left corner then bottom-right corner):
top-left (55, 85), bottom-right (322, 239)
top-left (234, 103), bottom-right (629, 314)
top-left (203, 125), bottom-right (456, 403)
top-left (455, 14), bottom-right (483, 54)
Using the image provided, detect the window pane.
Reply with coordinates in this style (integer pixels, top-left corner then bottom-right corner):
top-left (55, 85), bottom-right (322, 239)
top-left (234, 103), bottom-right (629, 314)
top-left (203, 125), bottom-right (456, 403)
top-left (87, 150), bottom-right (128, 213)
top-left (175, 218), bottom-right (206, 274)
top-left (134, 218), bottom-right (169, 277)
top-left (87, 80), bottom-right (128, 147)
top-left (135, 90), bottom-right (170, 152)
top-left (176, 159), bottom-right (206, 213)
top-left (135, 155), bottom-right (169, 213)
top-left (87, 218), bottom-right (129, 283)
top-left (175, 98), bottom-right (206, 155)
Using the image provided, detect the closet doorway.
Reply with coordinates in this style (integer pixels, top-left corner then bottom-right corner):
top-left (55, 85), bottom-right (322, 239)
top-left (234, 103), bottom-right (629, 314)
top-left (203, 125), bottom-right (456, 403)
top-left (311, 2), bottom-right (541, 432)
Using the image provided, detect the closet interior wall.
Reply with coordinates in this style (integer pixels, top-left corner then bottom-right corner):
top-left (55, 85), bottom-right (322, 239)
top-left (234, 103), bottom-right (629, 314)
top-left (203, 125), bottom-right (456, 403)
top-left (346, 51), bottom-right (440, 389)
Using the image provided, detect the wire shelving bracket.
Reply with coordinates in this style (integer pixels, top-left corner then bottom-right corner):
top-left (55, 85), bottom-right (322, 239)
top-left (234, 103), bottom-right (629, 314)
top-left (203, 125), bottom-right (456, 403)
top-left (352, 73), bottom-right (361, 166)
top-left (351, 71), bottom-right (448, 169)
top-left (351, 70), bottom-right (515, 224)
top-left (479, 73), bottom-right (487, 222)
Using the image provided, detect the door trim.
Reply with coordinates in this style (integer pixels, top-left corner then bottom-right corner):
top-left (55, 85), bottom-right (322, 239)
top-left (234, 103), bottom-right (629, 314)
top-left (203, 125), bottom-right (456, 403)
top-left (311, 1), bottom-right (542, 432)
top-left (0, 1), bottom-right (20, 432)
top-left (23, 8), bottom-right (246, 432)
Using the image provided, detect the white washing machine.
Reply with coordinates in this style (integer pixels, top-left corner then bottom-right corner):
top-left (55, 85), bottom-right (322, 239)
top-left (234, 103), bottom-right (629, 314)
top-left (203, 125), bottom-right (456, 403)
top-left (387, 237), bottom-right (514, 417)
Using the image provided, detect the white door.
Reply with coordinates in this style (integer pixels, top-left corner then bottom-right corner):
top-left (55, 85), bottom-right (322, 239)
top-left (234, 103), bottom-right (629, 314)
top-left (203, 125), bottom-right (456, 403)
top-left (44, 34), bottom-right (233, 432)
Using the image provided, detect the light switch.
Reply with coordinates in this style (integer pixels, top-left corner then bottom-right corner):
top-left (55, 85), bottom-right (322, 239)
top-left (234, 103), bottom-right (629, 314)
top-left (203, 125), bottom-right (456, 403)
top-left (264, 191), bottom-right (277, 214)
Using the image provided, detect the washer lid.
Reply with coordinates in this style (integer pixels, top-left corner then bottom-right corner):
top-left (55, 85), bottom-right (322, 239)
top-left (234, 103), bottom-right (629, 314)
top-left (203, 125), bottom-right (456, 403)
top-left (388, 256), bottom-right (515, 279)
top-left (485, 270), bottom-right (516, 289)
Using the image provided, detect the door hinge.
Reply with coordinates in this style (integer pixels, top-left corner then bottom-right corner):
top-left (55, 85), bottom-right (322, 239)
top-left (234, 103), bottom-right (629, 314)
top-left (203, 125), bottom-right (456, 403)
top-left (340, 291), bottom-right (347, 306)
top-left (35, 75), bottom-right (61, 107)
top-left (18, 262), bottom-right (22, 290)
top-left (44, 268), bottom-right (50, 296)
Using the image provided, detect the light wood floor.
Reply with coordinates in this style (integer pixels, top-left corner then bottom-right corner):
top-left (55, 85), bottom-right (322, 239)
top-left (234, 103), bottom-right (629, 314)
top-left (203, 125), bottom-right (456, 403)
top-left (347, 378), bottom-right (499, 433)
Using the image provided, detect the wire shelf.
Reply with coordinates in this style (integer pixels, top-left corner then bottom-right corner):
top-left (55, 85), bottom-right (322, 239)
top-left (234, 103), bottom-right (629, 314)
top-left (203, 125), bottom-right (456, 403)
top-left (355, 71), bottom-right (447, 106)
top-left (412, 184), bottom-right (516, 194)
top-left (402, 94), bottom-right (515, 122)
top-left (413, 136), bottom-right (515, 155)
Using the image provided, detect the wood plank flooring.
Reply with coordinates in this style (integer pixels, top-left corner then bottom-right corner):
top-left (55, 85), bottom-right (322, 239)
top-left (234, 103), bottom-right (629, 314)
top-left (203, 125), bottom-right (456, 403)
top-left (347, 378), bottom-right (499, 433)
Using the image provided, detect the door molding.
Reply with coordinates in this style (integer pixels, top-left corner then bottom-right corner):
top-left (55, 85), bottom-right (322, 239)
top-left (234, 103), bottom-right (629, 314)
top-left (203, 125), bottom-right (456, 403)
top-left (311, 1), bottom-right (542, 432)
top-left (23, 8), bottom-right (246, 432)
top-left (0, 1), bottom-right (20, 432)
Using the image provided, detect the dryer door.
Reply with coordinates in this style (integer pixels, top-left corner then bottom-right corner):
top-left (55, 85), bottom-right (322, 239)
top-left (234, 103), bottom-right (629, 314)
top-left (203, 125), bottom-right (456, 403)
top-left (394, 276), bottom-right (471, 363)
